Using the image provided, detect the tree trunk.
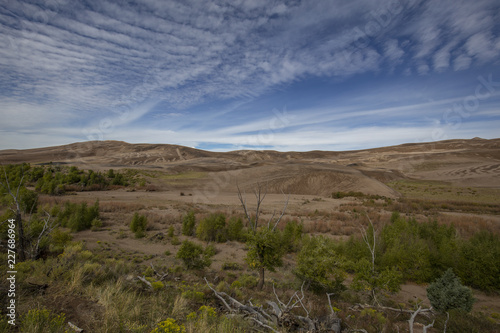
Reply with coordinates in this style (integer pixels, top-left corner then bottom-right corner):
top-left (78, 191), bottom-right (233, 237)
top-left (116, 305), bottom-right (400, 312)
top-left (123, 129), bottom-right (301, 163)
top-left (258, 267), bottom-right (265, 290)
top-left (16, 209), bottom-right (26, 261)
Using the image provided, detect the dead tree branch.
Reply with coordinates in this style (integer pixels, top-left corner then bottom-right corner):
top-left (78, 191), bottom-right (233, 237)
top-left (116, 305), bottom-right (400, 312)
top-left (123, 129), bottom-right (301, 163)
top-left (68, 321), bottom-right (84, 332)
top-left (150, 263), bottom-right (168, 281)
top-left (423, 320), bottom-right (435, 333)
top-left (30, 210), bottom-right (58, 260)
top-left (271, 191), bottom-right (290, 231)
top-left (206, 277), bottom-right (341, 332)
top-left (137, 276), bottom-right (153, 289)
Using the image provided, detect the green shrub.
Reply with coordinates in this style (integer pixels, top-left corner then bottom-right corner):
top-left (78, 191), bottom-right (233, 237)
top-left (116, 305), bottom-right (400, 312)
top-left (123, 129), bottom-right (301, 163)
top-left (196, 213), bottom-right (227, 242)
top-left (57, 200), bottom-right (99, 232)
top-left (20, 308), bottom-right (66, 333)
top-left (49, 228), bottom-right (72, 253)
top-left (455, 231), bottom-right (500, 291)
top-left (167, 226), bottom-right (175, 238)
top-left (182, 211), bottom-right (196, 236)
top-left (151, 281), bottom-right (165, 290)
top-left (181, 290), bottom-right (205, 303)
top-left (295, 235), bottom-right (346, 293)
top-left (91, 218), bottom-right (103, 231)
top-left (444, 309), bottom-right (499, 333)
top-left (151, 318), bottom-right (186, 333)
top-left (176, 240), bottom-right (212, 269)
top-left (226, 217), bottom-right (244, 241)
top-left (281, 220), bottom-right (303, 252)
top-left (237, 274), bottom-right (259, 289)
top-left (20, 188), bottom-right (39, 214)
top-left (204, 244), bottom-right (217, 257)
top-left (380, 216), bottom-right (432, 282)
top-left (130, 213), bottom-right (148, 238)
top-left (427, 268), bottom-right (474, 313)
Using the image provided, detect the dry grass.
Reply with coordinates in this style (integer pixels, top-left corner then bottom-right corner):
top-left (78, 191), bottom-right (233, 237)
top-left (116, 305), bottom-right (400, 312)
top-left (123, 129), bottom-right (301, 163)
top-left (436, 213), bottom-right (500, 237)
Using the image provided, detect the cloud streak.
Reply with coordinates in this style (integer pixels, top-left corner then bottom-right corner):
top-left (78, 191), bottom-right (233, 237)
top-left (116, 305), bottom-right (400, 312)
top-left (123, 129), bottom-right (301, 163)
top-left (0, 0), bottom-right (499, 150)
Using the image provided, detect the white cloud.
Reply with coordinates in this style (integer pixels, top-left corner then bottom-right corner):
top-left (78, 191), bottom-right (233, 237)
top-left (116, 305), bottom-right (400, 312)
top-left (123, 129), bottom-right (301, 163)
top-left (453, 54), bottom-right (472, 71)
top-left (465, 31), bottom-right (500, 62)
top-left (1, 0), bottom-right (499, 150)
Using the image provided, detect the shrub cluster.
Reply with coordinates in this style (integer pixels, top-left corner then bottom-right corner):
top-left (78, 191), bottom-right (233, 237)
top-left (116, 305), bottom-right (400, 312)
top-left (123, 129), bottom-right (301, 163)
top-left (184, 212), bottom-right (245, 243)
top-left (176, 240), bottom-right (214, 269)
top-left (338, 212), bottom-right (500, 292)
top-left (0, 163), bottom-right (133, 195)
top-left (56, 200), bottom-right (100, 232)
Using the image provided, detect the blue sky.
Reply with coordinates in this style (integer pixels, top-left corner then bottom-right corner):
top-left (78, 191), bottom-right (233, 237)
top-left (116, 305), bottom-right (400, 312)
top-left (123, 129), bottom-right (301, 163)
top-left (1, 0), bottom-right (499, 151)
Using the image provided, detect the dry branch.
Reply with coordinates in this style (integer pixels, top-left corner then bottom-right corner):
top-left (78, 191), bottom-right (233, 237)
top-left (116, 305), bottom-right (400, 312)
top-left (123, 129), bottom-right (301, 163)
top-left (150, 263), bottom-right (168, 281)
top-left (137, 276), bottom-right (153, 289)
top-left (205, 277), bottom-right (341, 332)
top-left (68, 321), bottom-right (84, 332)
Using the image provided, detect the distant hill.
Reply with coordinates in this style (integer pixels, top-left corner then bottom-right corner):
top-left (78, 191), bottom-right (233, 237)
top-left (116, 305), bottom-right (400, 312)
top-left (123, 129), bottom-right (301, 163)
top-left (1, 138), bottom-right (499, 197)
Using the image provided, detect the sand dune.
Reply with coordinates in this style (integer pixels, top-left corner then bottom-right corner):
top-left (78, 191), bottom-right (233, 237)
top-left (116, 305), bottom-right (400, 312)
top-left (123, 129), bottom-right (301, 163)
top-left (1, 138), bottom-right (499, 196)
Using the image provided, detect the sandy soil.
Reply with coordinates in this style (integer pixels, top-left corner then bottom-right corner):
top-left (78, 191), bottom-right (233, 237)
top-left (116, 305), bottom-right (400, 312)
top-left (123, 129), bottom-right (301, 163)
top-left (3, 138), bottom-right (500, 318)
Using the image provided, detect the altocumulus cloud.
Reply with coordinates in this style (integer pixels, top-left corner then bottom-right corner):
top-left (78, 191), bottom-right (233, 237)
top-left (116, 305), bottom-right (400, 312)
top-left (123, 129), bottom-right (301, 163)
top-left (0, 0), bottom-right (499, 150)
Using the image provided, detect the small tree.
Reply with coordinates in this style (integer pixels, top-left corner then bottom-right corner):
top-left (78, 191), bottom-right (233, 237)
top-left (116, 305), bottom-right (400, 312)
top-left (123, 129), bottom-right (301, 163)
top-left (130, 212), bottom-right (148, 238)
top-left (237, 183), bottom-right (290, 290)
top-left (427, 268), bottom-right (474, 313)
top-left (352, 215), bottom-right (402, 304)
top-left (295, 235), bottom-right (346, 293)
top-left (246, 227), bottom-right (285, 290)
top-left (181, 210), bottom-right (196, 236)
top-left (176, 240), bottom-right (212, 269)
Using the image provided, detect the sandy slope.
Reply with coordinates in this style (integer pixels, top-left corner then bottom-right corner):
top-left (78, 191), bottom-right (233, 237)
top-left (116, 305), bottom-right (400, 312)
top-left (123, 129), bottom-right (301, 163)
top-left (1, 138), bottom-right (499, 197)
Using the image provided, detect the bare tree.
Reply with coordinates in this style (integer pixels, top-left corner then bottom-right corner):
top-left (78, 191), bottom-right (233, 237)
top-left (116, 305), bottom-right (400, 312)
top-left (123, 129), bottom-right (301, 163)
top-left (352, 304), bottom-right (434, 333)
top-left (358, 214), bottom-right (378, 304)
top-left (237, 182), bottom-right (290, 289)
top-left (237, 182), bottom-right (289, 233)
top-left (205, 277), bottom-right (341, 332)
top-left (360, 215), bottom-right (376, 273)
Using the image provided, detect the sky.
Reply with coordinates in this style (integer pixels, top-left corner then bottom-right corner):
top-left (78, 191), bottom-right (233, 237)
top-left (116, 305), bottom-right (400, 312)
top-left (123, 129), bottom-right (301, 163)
top-left (1, 0), bottom-right (499, 152)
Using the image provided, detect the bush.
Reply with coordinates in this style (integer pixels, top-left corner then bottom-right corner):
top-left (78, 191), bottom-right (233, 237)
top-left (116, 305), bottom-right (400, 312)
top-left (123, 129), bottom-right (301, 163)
top-left (130, 213), bottom-right (148, 238)
top-left (455, 231), bottom-right (500, 291)
top-left (236, 274), bottom-right (259, 289)
top-left (151, 281), bottom-right (165, 290)
top-left (20, 188), bottom-right (39, 213)
top-left (176, 240), bottom-right (212, 269)
top-left (167, 226), bottom-right (175, 238)
top-left (49, 228), bottom-right (72, 253)
top-left (295, 235), bottom-right (346, 293)
top-left (427, 268), bottom-right (474, 313)
top-left (281, 220), bottom-right (303, 252)
top-left (58, 200), bottom-right (100, 232)
top-left (226, 217), bottom-right (244, 241)
top-left (151, 318), bottom-right (186, 333)
top-left (20, 308), bottom-right (66, 333)
top-left (196, 213), bottom-right (227, 242)
top-left (91, 218), bottom-right (103, 231)
top-left (182, 211), bottom-right (196, 236)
